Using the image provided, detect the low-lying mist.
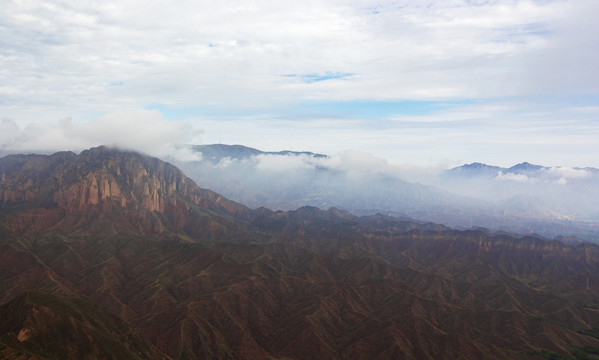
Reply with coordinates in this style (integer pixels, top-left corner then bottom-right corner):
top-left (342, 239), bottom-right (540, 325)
top-left (435, 164), bottom-right (599, 221)
top-left (172, 145), bottom-right (599, 242)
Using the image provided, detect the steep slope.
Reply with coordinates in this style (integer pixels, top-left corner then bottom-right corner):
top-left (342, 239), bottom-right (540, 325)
top-left (3, 225), bottom-right (599, 360)
top-left (2, 147), bottom-right (599, 360)
top-left (0, 291), bottom-right (169, 360)
top-left (0, 146), bottom-right (252, 238)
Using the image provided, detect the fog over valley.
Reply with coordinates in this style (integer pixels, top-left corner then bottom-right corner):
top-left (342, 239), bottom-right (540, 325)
top-left (169, 144), bottom-right (599, 242)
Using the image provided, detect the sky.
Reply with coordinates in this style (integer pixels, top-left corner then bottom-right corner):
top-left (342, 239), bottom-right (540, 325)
top-left (1, 0), bottom-right (598, 168)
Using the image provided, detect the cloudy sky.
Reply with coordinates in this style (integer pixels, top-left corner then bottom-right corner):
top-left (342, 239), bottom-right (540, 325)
top-left (1, 0), bottom-right (598, 168)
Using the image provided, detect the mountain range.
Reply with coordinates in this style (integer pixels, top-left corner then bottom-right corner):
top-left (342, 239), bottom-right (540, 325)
top-left (445, 161), bottom-right (599, 178)
top-left (191, 144), bottom-right (327, 163)
top-left (1, 146), bottom-right (599, 359)
top-left (439, 161), bottom-right (599, 227)
top-left (443, 161), bottom-right (599, 186)
top-left (172, 144), bottom-right (599, 241)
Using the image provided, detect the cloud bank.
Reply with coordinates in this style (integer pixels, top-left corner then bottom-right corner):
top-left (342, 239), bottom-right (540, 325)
top-left (0, 110), bottom-right (202, 160)
top-left (171, 145), bottom-right (599, 241)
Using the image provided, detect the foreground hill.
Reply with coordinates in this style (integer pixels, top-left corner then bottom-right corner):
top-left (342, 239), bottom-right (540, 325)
top-left (1, 146), bottom-right (599, 359)
top-left (0, 291), bottom-right (169, 360)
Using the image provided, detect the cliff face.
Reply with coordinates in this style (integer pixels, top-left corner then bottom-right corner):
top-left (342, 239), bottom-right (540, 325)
top-left (48, 148), bottom-right (191, 213)
top-left (0, 146), bottom-right (250, 235)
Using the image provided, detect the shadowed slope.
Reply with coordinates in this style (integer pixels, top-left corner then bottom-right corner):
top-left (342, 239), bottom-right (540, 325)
top-left (0, 291), bottom-right (169, 360)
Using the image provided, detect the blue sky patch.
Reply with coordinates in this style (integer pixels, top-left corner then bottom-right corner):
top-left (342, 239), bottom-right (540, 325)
top-left (147, 100), bottom-right (477, 121)
top-left (283, 72), bottom-right (354, 83)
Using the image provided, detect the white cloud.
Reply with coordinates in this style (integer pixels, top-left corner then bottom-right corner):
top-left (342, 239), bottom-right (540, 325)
top-left (496, 171), bottom-right (530, 183)
top-left (1, 0), bottom-right (597, 167)
top-left (216, 157), bottom-right (234, 169)
top-left (546, 166), bottom-right (592, 179)
top-left (0, 110), bottom-right (203, 160)
top-left (255, 154), bottom-right (316, 171)
top-left (1, 0), bottom-right (595, 112)
top-left (334, 150), bottom-right (390, 173)
top-left (209, 148), bottom-right (404, 179)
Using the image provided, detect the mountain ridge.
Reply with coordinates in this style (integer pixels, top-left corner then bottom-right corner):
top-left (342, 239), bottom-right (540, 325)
top-left (191, 144), bottom-right (327, 163)
top-left (445, 161), bottom-right (599, 177)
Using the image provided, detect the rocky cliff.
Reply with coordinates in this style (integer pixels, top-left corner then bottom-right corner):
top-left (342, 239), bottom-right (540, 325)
top-left (0, 146), bottom-right (251, 236)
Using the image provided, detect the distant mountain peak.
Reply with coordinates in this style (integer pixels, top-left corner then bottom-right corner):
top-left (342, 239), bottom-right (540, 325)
top-left (190, 143), bottom-right (327, 163)
top-left (445, 161), bottom-right (551, 177)
top-left (464, 162), bottom-right (492, 167)
top-left (505, 162), bottom-right (545, 174)
top-left (444, 162), bottom-right (501, 177)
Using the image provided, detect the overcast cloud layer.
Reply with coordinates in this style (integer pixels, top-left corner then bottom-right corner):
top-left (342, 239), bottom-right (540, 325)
top-left (1, 0), bottom-right (598, 167)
